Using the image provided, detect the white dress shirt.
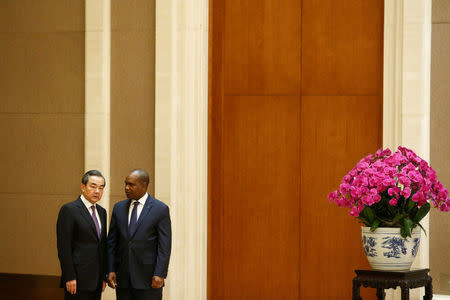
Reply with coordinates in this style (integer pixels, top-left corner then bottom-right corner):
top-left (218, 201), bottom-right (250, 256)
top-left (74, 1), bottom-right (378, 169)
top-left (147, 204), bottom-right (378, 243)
top-left (80, 195), bottom-right (102, 231)
top-left (128, 193), bottom-right (148, 225)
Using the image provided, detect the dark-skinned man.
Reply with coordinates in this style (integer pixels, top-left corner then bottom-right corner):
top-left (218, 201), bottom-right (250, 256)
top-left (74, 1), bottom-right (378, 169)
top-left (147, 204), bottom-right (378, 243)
top-left (57, 170), bottom-right (108, 300)
top-left (107, 169), bottom-right (172, 300)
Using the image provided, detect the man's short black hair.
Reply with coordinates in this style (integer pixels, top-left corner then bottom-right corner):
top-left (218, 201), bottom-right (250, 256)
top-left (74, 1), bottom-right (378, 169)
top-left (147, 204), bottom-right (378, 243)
top-left (81, 170), bottom-right (106, 186)
top-left (131, 168), bottom-right (150, 186)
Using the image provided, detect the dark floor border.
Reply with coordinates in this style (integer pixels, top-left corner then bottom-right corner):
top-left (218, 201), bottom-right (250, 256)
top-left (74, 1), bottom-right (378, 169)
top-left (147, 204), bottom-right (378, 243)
top-left (0, 273), bottom-right (63, 299)
top-left (0, 272), bottom-right (60, 288)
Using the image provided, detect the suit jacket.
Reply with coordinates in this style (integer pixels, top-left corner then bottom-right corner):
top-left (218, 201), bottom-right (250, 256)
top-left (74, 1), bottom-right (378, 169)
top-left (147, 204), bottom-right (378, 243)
top-left (56, 197), bottom-right (107, 291)
top-left (107, 194), bottom-right (171, 289)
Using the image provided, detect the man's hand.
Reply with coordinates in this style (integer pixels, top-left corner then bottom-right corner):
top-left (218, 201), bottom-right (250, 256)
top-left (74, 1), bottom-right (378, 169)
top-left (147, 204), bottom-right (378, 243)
top-left (102, 280), bottom-right (107, 292)
top-left (152, 276), bottom-right (164, 289)
top-left (66, 279), bottom-right (77, 295)
top-left (107, 272), bottom-right (117, 289)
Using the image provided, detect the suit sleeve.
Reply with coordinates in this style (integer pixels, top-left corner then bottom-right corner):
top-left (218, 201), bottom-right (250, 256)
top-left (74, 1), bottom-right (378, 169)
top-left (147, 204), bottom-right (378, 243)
top-left (56, 205), bottom-right (76, 283)
top-left (107, 206), bottom-right (118, 273)
top-left (154, 206), bottom-right (172, 278)
top-left (101, 208), bottom-right (108, 280)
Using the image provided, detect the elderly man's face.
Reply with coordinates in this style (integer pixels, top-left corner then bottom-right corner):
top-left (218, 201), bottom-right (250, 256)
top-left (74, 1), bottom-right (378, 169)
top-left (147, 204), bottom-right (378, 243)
top-left (124, 172), bottom-right (147, 200)
top-left (81, 176), bottom-right (105, 204)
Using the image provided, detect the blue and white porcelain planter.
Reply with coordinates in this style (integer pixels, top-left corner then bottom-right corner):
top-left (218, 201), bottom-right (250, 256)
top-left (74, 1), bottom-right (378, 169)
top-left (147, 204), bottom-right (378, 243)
top-left (361, 226), bottom-right (421, 271)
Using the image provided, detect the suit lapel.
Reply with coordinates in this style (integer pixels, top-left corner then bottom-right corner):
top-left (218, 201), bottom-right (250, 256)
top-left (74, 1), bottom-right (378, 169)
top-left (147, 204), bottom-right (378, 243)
top-left (124, 199), bottom-right (132, 239)
top-left (99, 207), bottom-right (107, 240)
top-left (129, 195), bottom-right (154, 239)
top-left (75, 197), bottom-right (99, 240)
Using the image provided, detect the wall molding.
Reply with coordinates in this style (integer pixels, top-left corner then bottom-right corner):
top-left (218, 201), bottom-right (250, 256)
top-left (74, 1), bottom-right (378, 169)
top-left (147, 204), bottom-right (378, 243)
top-left (383, 0), bottom-right (432, 299)
top-left (84, 0), bottom-right (111, 211)
top-left (85, 0), bottom-right (113, 299)
top-left (383, 0), bottom-right (404, 149)
top-left (155, 0), bottom-right (209, 299)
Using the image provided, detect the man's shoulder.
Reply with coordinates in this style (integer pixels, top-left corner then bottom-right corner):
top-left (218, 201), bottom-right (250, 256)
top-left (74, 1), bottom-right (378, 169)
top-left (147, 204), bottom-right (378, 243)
top-left (113, 199), bottom-right (129, 208)
top-left (150, 196), bottom-right (169, 210)
top-left (58, 198), bottom-right (82, 217)
top-left (60, 198), bottom-right (81, 210)
top-left (96, 203), bottom-right (107, 213)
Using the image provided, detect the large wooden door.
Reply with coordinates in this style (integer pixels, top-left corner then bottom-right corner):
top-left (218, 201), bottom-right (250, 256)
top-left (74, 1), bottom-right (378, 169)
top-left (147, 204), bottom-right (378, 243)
top-left (208, 0), bottom-right (383, 298)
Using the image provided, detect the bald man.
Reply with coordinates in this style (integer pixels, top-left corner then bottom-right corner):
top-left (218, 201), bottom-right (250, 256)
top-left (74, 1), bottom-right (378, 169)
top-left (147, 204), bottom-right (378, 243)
top-left (107, 169), bottom-right (171, 300)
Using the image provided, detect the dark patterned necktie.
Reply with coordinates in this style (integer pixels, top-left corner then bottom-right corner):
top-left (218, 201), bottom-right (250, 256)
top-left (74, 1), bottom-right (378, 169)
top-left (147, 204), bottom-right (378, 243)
top-left (129, 201), bottom-right (139, 234)
top-left (90, 205), bottom-right (101, 239)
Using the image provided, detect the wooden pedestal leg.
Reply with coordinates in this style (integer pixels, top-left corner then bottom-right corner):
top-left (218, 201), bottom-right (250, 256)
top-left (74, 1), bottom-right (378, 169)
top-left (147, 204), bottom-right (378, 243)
top-left (376, 288), bottom-right (385, 300)
top-left (401, 286), bottom-right (410, 300)
top-left (424, 276), bottom-right (433, 300)
top-left (352, 278), bottom-right (362, 300)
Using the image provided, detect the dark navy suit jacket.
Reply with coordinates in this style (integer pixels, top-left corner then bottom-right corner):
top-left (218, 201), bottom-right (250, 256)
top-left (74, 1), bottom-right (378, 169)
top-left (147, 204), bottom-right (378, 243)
top-left (56, 197), bottom-right (107, 291)
top-left (107, 194), bottom-right (171, 289)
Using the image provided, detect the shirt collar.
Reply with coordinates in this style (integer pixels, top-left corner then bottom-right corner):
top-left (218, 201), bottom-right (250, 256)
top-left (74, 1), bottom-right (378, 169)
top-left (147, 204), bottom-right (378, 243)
top-left (80, 195), bottom-right (96, 210)
top-left (131, 193), bottom-right (148, 206)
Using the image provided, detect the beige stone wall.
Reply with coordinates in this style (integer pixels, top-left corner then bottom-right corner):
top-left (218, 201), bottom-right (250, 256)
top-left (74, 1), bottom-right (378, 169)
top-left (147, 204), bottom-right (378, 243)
top-left (110, 0), bottom-right (155, 206)
top-left (155, 0), bottom-right (209, 299)
top-left (430, 0), bottom-right (450, 295)
top-left (0, 1), bottom-right (85, 275)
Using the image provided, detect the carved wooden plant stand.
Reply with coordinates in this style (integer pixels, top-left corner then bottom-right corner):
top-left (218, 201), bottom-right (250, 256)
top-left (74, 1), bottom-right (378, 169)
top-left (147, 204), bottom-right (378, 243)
top-left (352, 268), bottom-right (432, 300)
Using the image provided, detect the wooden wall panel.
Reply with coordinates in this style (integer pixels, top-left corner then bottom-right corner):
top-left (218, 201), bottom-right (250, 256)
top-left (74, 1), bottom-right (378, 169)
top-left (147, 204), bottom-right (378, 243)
top-left (302, 0), bottom-right (383, 95)
top-left (209, 0), bottom-right (383, 298)
top-left (220, 96), bottom-right (301, 299)
top-left (110, 0), bottom-right (155, 206)
top-left (224, 0), bottom-right (301, 95)
top-left (0, 0), bottom-right (85, 276)
top-left (300, 96), bottom-right (381, 299)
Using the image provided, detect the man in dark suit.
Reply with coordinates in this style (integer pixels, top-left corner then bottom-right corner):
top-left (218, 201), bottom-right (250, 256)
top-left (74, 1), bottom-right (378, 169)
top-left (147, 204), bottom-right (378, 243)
top-left (57, 170), bottom-right (108, 300)
top-left (107, 169), bottom-right (171, 300)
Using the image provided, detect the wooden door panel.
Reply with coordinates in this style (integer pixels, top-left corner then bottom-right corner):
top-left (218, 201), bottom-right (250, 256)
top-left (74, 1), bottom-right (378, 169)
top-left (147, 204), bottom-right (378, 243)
top-left (209, 0), bottom-right (383, 298)
top-left (300, 96), bottom-right (381, 299)
top-left (301, 0), bottom-right (384, 95)
top-left (218, 96), bottom-right (301, 299)
top-left (224, 0), bottom-right (301, 95)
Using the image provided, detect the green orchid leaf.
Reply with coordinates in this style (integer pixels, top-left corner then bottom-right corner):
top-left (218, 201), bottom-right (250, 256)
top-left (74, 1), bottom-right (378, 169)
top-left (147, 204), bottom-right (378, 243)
top-left (391, 214), bottom-right (404, 226)
top-left (409, 206), bottom-right (418, 219)
top-left (363, 207), bottom-right (375, 224)
top-left (413, 203), bottom-right (430, 223)
top-left (403, 218), bottom-right (414, 238)
top-left (376, 217), bottom-right (390, 227)
top-left (370, 219), bottom-right (381, 232)
top-left (417, 222), bottom-right (427, 237)
top-left (400, 226), bottom-right (408, 238)
top-left (407, 199), bottom-right (416, 212)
